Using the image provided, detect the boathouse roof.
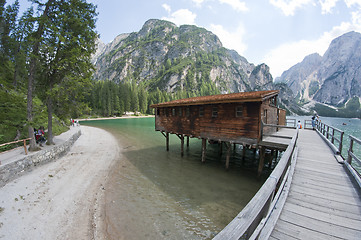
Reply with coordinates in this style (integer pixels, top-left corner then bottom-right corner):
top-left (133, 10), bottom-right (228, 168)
top-left (150, 90), bottom-right (279, 108)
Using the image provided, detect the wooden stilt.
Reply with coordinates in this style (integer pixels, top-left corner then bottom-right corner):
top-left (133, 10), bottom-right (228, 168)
top-left (258, 147), bottom-right (266, 177)
top-left (226, 142), bottom-right (231, 170)
top-left (186, 136), bottom-right (189, 148)
top-left (166, 132), bottom-right (169, 151)
top-left (242, 145), bottom-right (246, 160)
top-left (233, 143), bottom-right (236, 151)
top-left (219, 141), bottom-right (223, 156)
top-left (181, 135), bottom-right (184, 157)
top-left (201, 138), bottom-right (207, 163)
top-left (161, 131), bottom-right (170, 151)
top-left (268, 150), bottom-right (274, 169)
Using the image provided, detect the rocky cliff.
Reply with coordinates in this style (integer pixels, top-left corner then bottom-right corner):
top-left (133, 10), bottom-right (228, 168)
top-left (276, 31), bottom-right (361, 108)
top-left (92, 19), bottom-right (273, 93)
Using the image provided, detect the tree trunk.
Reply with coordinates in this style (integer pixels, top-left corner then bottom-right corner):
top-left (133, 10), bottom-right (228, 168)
top-left (47, 97), bottom-right (54, 145)
top-left (26, 0), bottom-right (53, 151)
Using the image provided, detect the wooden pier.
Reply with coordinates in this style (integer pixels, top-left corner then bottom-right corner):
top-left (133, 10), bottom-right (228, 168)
top-left (267, 129), bottom-right (361, 239)
top-left (214, 125), bottom-right (361, 239)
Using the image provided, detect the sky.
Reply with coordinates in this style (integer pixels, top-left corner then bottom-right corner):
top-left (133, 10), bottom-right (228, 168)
top-left (15, 0), bottom-right (361, 78)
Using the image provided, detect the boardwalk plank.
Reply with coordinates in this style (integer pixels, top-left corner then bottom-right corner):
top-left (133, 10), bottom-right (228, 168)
top-left (273, 219), bottom-right (344, 240)
top-left (295, 164), bottom-right (348, 178)
top-left (291, 175), bottom-right (360, 198)
top-left (287, 196), bottom-right (361, 221)
top-left (291, 184), bottom-right (361, 206)
top-left (279, 210), bottom-right (361, 239)
top-left (283, 202), bottom-right (361, 230)
top-left (295, 167), bottom-right (353, 184)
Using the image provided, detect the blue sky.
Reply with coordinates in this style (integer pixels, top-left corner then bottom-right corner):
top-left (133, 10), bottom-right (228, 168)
top-left (15, 0), bottom-right (361, 78)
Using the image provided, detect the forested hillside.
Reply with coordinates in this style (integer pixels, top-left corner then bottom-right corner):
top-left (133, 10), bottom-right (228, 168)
top-left (89, 19), bottom-right (274, 116)
top-left (0, 0), bottom-right (97, 149)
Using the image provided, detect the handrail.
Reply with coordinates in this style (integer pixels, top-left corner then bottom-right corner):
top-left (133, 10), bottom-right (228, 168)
top-left (316, 120), bottom-right (344, 155)
top-left (0, 138), bottom-right (31, 156)
top-left (286, 118), bottom-right (296, 128)
top-left (213, 127), bottom-right (299, 239)
top-left (347, 135), bottom-right (361, 167)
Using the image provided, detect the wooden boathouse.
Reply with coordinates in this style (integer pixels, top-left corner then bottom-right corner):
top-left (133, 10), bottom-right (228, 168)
top-left (150, 90), bottom-right (287, 174)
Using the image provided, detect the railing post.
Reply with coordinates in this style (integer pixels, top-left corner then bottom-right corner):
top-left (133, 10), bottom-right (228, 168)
top-left (347, 137), bottom-right (354, 164)
top-left (331, 129), bottom-right (335, 144)
top-left (23, 139), bottom-right (28, 155)
top-left (326, 126), bottom-right (330, 139)
top-left (339, 131), bottom-right (344, 156)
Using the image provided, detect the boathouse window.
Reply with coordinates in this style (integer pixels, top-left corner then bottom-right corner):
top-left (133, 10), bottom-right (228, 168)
top-left (165, 108), bottom-right (169, 117)
top-left (186, 107), bottom-right (190, 117)
top-left (178, 107), bottom-right (182, 117)
top-left (212, 107), bottom-right (218, 117)
top-left (270, 97), bottom-right (276, 106)
top-left (199, 106), bottom-right (204, 117)
top-left (236, 106), bottom-right (243, 117)
top-left (172, 108), bottom-right (176, 116)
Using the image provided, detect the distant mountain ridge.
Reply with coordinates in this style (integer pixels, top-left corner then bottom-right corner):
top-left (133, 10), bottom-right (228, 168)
top-left (276, 31), bottom-right (361, 112)
top-left (92, 19), bottom-right (273, 94)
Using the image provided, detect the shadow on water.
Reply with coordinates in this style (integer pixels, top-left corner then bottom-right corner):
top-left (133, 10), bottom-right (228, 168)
top-left (82, 118), bottom-right (273, 238)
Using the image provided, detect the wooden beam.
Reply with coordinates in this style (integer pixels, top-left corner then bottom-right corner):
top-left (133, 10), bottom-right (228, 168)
top-left (201, 138), bottom-right (207, 163)
top-left (258, 147), bottom-right (266, 177)
top-left (186, 136), bottom-right (189, 148)
top-left (219, 141), bottom-right (223, 156)
top-left (181, 135), bottom-right (184, 157)
top-left (226, 142), bottom-right (231, 170)
top-left (166, 132), bottom-right (169, 151)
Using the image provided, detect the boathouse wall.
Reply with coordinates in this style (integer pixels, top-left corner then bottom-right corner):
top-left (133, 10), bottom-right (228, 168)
top-left (155, 100), bottom-right (281, 144)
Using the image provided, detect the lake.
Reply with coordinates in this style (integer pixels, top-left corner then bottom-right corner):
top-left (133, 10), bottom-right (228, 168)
top-left (82, 116), bottom-right (361, 239)
top-left (82, 117), bottom-right (265, 239)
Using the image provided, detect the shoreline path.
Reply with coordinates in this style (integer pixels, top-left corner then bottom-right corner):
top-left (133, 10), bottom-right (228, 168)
top-left (0, 126), bottom-right (119, 239)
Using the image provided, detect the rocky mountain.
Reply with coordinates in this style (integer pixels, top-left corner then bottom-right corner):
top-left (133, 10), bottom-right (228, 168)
top-left (276, 31), bottom-right (361, 110)
top-left (92, 19), bottom-right (273, 94)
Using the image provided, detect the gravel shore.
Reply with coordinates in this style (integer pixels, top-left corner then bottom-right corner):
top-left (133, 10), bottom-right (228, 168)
top-left (0, 126), bottom-right (119, 239)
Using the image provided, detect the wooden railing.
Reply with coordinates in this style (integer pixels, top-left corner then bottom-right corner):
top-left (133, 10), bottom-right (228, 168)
top-left (286, 118), bottom-right (296, 128)
top-left (315, 120), bottom-right (344, 155)
top-left (347, 135), bottom-right (361, 166)
top-left (213, 126), bottom-right (299, 240)
top-left (0, 138), bottom-right (31, 157)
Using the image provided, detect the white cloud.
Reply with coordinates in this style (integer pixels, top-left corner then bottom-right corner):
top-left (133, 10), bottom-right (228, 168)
top-left (319, 0), bottom-right (339, 14)
top-left (209, 23), bottom-right (247, 55)
top-left (218, 0), bottom-right (249, 12)
top-left (162, 4), bottom-right (171, 14)
top-left (191, 0), bottom-right (206, 7)
top-left (263, 17), bottom-right (361, 78)
top-left (162, 9), bottom-right (197, 26)
top-left (270, 0), bottom-right (314, 16)
top-left (345, 0), bottom-right (361, 7)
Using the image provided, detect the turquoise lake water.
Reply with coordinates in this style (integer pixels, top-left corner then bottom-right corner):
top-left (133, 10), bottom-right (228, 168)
top-left (82, 117), bottom-right (265, 239)
top-left (82, 116), bottom-right (361, 239)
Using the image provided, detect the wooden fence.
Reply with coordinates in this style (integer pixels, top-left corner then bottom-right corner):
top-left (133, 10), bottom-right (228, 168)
top-left (0, 138), bottom-right (31, 157)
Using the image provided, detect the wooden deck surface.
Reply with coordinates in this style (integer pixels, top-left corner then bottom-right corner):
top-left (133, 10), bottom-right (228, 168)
top-left (270, 129), bottom-right (361, 239)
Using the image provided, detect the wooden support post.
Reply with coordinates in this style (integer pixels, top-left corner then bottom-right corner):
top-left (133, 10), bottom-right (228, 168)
top-left (233, 143), bottom-right (236, 151)
top-left (219, 141), bottom-right (223, 156)
top-left (242, 144), bottom-right (246, 165)
top-left (268, 150), bottom-right (274, 169)
top-left (166, 132), bottom-right (169, 151)
top-left (186, 136), bottom-right (189, 148)
top-left (201, 138), bottom-right (207, 163)
top-left (181, 135), bottom-right (184, 157)
top-left (226, 142), bottom-right (231, 170)
top-left (258, 147), bottom-right (266, 177)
